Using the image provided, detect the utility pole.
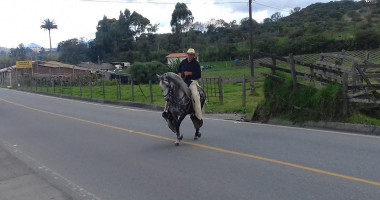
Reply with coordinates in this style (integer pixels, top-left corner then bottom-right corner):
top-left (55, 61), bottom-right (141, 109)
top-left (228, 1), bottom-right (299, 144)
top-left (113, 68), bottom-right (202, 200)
top-left (249, 0), bottom-right (255, 92)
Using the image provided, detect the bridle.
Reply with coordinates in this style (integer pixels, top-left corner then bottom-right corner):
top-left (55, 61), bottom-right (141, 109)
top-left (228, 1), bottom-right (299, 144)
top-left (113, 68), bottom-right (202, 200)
top-left (162, 78), bottom-right (190, 107)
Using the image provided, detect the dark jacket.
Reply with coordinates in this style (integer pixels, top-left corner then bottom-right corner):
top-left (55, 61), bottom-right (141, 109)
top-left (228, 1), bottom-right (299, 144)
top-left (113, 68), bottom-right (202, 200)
top-left (178, 58), bottom-right (201, 86)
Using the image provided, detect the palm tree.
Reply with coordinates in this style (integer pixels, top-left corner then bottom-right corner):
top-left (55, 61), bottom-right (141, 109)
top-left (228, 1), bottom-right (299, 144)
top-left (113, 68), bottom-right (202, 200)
top-left (40, 19), bottom-right (58, 54)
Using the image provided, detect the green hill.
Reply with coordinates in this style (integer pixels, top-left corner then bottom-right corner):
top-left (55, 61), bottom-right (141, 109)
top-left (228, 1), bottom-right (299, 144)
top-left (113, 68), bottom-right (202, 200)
top-left (257, 1), bottom-right (380, 56)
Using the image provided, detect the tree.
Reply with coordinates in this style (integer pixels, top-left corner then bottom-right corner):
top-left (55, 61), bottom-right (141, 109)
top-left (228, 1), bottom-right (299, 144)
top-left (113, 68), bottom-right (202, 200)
top-left (354, 29), bottom-right (380, 49)
top-left (190, 22), bottom-right (206, 33)
top-left (40, 19), bottom-right (58, 54)
top-left (170, 3), bottom-right (194, 33)
top-left (128, 61), bottom-right (169, 83)
top-left (240, 17), bottom-right (259, 33)
top-left (270, 12), bottom-right (283, 22)
top-left (57, 38), bottom-right (88, 64)
top-left (9, 44), bottom-right (27, 61)
top-left (290, 7), bottom-right (301, 15)
top-left (130, 11), bottom-right (151, 37)
top-left (0, 55), bottom-right (12, 68)
top-left (91, 9), bottom-right (155, 62)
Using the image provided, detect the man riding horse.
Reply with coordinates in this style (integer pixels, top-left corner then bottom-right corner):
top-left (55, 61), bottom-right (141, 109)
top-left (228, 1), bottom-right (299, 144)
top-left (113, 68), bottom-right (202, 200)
top-left (165, 48), bottom-right (202, 120)
top-left (160, 48), bottom-right (204, 145)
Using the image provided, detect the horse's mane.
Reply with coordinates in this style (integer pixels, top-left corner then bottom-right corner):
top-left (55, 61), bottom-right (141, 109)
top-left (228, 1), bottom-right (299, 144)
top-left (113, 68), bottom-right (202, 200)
top-left (164, 72), bottom-right (191, 98)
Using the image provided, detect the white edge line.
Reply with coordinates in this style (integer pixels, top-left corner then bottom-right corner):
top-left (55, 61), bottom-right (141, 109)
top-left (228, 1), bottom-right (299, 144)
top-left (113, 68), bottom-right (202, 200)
top-left (0, 139), bottom-right (101, 200)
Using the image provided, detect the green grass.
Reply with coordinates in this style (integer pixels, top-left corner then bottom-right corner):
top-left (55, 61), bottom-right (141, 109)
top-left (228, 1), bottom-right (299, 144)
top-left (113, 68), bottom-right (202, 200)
top-left (21, 81), bottom-right (264, 119)
top-left (347, 112), bottom-right (380, 126)
top-left (258, 72), bottom-right (345, 123)
top-left (18, 54), bottom-right (380, 124)
top-left (200, 60), bottom-right (272, 79)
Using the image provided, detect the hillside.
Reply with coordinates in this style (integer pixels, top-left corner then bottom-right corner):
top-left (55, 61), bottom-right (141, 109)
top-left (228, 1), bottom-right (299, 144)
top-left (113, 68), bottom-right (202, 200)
top-left (0, 46), bottom-right (9, 54)
top-left (256, 1), bottom-right (380, 56)
top-left (3, 1), bottom-right (380, 66)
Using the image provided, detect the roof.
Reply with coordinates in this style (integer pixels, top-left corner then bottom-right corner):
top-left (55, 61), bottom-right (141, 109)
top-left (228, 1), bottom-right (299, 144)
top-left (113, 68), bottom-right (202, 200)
top-left (37, 61), bottom-right (90, 71)
top-left (101, 63), bottom-right (116, 70)
top-left (0, 65), bottom-right (15, 73)
top-left (78, 62), bottom-right (116, 70)
top-left (166, 53), bottom-right (187, 58)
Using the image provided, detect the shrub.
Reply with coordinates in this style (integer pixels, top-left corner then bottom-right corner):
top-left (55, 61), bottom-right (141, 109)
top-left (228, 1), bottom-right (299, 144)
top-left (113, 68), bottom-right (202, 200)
top-left (256, 72), bottom-right (344, 123)
top-left (104, 79), bottom-right (117, 86)
top-left (127, 61), bottom-right (170, 83)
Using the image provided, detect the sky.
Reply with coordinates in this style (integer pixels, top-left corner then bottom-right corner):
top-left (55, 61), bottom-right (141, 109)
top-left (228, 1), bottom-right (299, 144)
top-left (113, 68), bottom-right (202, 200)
top-left (0, 0), bottom-right (335, 49)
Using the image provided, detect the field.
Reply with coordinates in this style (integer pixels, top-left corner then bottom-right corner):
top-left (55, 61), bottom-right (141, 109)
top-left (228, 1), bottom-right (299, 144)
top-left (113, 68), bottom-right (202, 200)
top-left (21, 61), bottom-right (268, 120)
top-left (17, 56), bottom-right (380, 125)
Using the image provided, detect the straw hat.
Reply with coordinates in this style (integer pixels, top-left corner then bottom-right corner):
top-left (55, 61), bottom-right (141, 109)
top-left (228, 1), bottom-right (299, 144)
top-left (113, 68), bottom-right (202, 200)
top-left (186, 48), bottom-right (196, 55)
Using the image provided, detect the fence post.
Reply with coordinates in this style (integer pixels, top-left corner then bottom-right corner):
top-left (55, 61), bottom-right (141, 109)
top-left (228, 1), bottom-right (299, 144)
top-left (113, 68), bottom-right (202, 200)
top-left (149, 80), bottom-right (154, 104)
top-left (118, 78), bottom-right (122, 100)
top-left (309, 65), bottom-right (315, 82)
top-left (80, 81), bottom-right (82, 97)
top-left (351, 62), bottom-right (357, 93)
top-left (102, 75), bottom-right (105, 100)
top-left (342, 72), bottom-right (348, 118)
top-left (218, 76), bottom-right (223, 104)
top-left (365, 52), bottom-right (370, 62)
top-left (242, 75), bottom-right (246, 107)
top-left (289, 53), bottom-right (297, 90)
top-left (131, 80), bottom-right (135, 102)
top-left (53, 78), bottom-right (55, 93)
top-left (271, 55), bottom-right (276, 75)
top-left (15, 69), bottom-right (18, 87)
top-left (60, 77), bottom-right (63, 95)
top-left (115, 80), bottom-right (119, 100)
top-left (339, 49), bottom-right (345, 65)
top-left (90, 82), bottom-right (93, 99)
top-left (70, 77), bottom-right (73, 96)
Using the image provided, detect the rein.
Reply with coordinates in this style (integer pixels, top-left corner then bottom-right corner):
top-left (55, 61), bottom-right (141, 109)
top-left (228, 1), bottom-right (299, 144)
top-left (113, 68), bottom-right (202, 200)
top-left (164, 80), bottom-right (191, 107)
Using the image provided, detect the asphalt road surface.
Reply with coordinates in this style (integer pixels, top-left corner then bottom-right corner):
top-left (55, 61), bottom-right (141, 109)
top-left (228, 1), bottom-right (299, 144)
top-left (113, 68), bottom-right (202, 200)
top-left (1, 88), bottom-right (380, 200)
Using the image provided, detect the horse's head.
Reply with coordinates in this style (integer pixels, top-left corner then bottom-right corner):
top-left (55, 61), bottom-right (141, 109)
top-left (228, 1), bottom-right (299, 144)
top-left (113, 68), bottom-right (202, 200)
top-left (157, 72), bottom-right (192, 102)
top-left (157, 73), bottom-right (171, 101)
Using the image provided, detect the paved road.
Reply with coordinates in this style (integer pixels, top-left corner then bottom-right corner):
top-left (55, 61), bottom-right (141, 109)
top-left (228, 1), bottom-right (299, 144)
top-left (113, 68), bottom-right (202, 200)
top-left (0, 88), bottom-right (380, 200)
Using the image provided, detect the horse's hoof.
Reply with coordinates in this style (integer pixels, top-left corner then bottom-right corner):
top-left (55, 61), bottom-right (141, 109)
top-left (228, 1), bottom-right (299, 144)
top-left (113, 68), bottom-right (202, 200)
top-left (197, 133), bottom-right (201, 138)
top-left (162, 112), bottom-right (169, 119)
top-left (193, 136), bottom-right (198, 140)
top-left (174, 140), bottom-right (180, 146)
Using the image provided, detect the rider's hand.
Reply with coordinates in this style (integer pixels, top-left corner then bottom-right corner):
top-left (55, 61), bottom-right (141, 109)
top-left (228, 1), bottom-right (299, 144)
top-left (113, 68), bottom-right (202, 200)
top-left (184, 71), bottom-right (192, 76)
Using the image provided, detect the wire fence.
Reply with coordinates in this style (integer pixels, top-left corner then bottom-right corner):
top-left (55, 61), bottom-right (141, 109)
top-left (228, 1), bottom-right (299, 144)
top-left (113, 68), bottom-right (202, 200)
top-left (233, 49), bottom-right (380, 68)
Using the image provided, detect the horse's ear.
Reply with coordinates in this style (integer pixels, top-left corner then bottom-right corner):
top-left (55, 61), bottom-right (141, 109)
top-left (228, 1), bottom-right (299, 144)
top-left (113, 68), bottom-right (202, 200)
top-left (156, 74), bottom-right (161, 80)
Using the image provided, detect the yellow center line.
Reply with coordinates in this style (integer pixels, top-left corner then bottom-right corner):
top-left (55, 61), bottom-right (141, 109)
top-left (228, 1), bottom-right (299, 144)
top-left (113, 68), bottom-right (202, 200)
top-left (2, 97), bottom-right (380, 187)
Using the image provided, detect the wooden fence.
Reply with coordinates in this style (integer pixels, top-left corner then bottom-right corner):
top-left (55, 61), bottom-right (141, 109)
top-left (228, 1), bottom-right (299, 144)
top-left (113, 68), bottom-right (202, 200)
top-left (199, 77), bottom-right (223, 104)
top-left (5, 74), bottom-right (228, 105)
top-left (257, 50), bottom-right (380, 117)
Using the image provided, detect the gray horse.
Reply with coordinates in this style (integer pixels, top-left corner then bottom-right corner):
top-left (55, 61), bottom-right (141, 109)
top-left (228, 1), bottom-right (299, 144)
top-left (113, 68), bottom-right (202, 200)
top-left (157, 72), bottom-right (206, 145)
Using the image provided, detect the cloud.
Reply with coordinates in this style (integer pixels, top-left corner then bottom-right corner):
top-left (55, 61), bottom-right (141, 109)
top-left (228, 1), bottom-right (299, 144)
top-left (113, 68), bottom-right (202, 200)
top-left (0, 0), bottom-right (338, 48)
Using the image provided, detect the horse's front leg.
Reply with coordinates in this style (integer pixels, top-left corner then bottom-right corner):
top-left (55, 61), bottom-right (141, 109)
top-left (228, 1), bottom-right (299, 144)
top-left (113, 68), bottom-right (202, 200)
top-left (174, 114), bottom-right (187, 146)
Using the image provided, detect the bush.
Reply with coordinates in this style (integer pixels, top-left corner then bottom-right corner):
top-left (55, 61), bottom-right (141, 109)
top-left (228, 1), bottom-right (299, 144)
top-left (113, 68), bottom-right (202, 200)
top-left (104, 79), bottom-right (117, 86)
top-left (354, 29), bottom-right (380, 49)
top-left (257, 72), bottom-right (344, 123)
top-left (127, 61), bottom-right (170, 83)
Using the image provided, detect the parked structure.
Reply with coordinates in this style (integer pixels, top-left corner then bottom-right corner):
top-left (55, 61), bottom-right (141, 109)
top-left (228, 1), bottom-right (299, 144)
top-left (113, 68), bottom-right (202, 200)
top-left (0, 61), bottom-right (91, 87)
top-left (166, 53), bottom-right (200, 64)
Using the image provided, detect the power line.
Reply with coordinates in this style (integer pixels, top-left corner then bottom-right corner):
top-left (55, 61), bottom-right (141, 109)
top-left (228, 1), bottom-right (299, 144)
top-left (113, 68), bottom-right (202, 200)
top-left (78, 0), bottom-right (290, 12)
top-left (78, 0), bottom-right (247, 4)
top-left (253, 1), bottom-right (291, 13)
